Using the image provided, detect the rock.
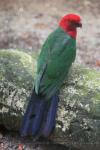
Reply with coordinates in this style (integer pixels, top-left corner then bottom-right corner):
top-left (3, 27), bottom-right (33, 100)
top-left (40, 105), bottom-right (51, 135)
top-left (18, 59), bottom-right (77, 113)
top-left (0, 49), bottom-right (37, 130)
top-left (0, 50), bottom-right (100, 150)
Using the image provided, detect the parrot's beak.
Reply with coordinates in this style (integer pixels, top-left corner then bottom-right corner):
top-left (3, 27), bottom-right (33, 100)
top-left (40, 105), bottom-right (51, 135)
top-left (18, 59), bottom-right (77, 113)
top-left (77, 22), bottom-right (82, 28)
top-left (71, 22), bottom-right (82, 28)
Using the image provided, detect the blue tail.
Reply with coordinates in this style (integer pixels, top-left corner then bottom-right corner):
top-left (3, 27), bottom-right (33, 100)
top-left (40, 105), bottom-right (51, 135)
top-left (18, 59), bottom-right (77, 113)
top-left (41, 94), bottom-right (59, 137)
top-left (20, 90), bottom-right (59, 138)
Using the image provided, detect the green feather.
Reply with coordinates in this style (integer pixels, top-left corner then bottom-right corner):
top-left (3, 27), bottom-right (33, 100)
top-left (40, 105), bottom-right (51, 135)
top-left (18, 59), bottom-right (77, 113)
top-left (34, 27), bottom-right (76, 98)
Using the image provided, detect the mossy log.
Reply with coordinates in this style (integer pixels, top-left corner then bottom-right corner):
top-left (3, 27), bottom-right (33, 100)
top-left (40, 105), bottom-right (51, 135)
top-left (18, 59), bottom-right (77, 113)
top-left (0, 50), bottom-right (100, 150)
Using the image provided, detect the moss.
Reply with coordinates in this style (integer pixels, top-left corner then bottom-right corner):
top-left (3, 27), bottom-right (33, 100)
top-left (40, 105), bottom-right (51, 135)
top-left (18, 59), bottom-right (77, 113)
top-left (54, 65), bottom-right (100, 149)
top-left (0, 49), bottom-right (37, 89)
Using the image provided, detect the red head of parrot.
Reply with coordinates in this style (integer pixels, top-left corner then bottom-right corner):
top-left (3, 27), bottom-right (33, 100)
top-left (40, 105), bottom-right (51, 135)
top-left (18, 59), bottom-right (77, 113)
top-left (59, 13), bottom-right (82, 39)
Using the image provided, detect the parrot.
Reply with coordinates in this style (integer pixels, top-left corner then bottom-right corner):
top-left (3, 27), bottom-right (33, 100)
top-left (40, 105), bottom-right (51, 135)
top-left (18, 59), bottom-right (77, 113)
top-left (20, 13), bottom-right (82, 138)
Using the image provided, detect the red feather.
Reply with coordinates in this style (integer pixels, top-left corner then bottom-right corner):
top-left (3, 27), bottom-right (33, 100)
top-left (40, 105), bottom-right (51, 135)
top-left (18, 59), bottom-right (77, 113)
top-left (59, 14), bottom-right (81, 39)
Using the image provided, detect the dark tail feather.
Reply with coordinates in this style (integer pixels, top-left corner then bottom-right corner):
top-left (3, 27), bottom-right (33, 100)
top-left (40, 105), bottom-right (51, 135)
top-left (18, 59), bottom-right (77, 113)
top-left (41, 94), bottom-right (59, 137)
top-left (20, 90), bottom-right (46, 137)
top-left (20, 90), bottom-right (59, 138)
top-left (20, 91), bottom-right (36, 137)
top-left (30, 99), bottom-right (46, 136)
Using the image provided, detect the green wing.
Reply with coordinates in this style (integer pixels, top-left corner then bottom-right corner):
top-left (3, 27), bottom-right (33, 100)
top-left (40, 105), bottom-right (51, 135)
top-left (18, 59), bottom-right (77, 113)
top-left (34, 27), bottom-right (76, 98)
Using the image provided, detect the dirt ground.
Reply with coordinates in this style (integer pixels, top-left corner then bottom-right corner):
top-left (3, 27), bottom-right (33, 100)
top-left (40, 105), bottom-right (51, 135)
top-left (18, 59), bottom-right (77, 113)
top-left (0, 0), bottom-right (100, 149)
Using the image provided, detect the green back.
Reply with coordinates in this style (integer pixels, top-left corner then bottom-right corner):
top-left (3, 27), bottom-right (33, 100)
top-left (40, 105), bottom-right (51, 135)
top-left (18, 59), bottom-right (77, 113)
top-left (34, 27), bottom-right (76, 99)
